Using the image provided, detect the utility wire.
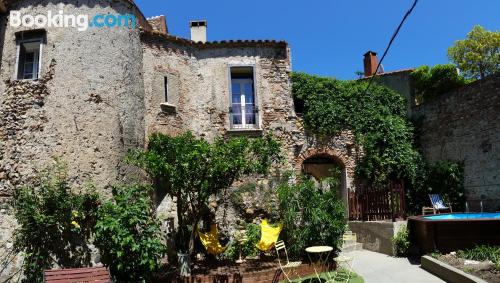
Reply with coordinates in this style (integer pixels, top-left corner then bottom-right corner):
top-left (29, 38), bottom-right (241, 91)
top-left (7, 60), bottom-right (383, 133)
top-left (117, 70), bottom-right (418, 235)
top-left (364, 0), bottom-right (419, 93)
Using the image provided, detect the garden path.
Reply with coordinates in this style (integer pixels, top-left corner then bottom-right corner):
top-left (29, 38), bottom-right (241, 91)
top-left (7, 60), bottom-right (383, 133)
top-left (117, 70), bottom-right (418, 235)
top-left (345, 250), bottom-right (445, 283)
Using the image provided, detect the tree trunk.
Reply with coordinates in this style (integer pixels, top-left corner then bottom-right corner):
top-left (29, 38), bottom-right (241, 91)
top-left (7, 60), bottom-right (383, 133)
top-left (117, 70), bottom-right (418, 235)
top-left (188, 217), bottom-right (201, 256)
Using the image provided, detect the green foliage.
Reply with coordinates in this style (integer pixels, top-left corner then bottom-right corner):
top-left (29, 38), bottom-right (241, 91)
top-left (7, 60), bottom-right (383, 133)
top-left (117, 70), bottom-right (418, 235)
top-left (411, 64), bottom-right (469, 104)
top-left (292, 72), bottom-right (420, 185)
top-left (448, 25), bottom-right (500, 80)
top-left (127, 132), bottom-right (282, 255)
top-left (280, 269), bottom-right (365, 283)
top-left (406, 161), bottom-right (465, 215)
top-left (12, 162), bottom-right (100, 283)
top-left (221, 242), bottom-right (238, 261)
top-left (277, 177), bottom-right (346, 258)
top-left (425, 161), bottom-right (466, 211)
top-left (291, 72), bottom-right (466, 215)
top-left (457, 245), bottom-right (500, 266)
top-left (94, 185), bottom-right (166, 282)
top-left (242, 223), bottom-right (260, 258)
top-left (392, 225), bottom-right (410, 257)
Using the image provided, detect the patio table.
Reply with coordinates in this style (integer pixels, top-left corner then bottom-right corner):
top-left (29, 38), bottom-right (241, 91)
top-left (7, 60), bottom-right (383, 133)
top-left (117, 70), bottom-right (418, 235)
top-left (305, 246), bottom-right (334, 282)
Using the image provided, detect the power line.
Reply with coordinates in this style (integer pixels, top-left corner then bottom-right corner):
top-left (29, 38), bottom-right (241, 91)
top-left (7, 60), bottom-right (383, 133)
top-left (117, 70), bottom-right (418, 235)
top-left (364, 0), bottom-right (419, 93)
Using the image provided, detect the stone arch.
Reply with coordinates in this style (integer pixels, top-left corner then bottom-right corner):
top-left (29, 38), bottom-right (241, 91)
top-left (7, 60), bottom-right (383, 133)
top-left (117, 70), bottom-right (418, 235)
top-left (295, 148), bottom-right (356, 205)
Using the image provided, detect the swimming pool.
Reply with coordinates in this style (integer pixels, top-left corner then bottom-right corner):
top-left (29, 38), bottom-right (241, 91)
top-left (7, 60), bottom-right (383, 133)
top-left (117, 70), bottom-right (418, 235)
top-left (408, 213), bottom-right (500, 254)
top-left (424, 212), bottom-right (500, 220)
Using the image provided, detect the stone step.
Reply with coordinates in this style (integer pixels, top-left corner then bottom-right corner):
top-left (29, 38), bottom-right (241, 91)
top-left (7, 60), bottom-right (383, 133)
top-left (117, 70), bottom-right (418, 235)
top-left (341, 242), bottom-right (363, 253)
top-left (343, 239), bottom-right (357, 245)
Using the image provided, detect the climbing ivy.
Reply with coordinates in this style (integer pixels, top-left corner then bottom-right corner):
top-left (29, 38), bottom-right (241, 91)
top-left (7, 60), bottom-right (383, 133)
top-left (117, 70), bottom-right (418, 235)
top-left (292, 72), bottom-right (420, 184)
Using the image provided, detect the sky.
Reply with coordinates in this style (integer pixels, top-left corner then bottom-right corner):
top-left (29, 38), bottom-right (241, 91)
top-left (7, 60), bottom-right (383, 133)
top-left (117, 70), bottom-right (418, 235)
top-left (134, 0), bottom-right (500, 80)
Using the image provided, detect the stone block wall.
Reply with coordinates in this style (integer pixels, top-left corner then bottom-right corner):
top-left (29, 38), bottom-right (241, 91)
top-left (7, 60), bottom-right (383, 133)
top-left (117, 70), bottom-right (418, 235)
top-left (0, 0), bottom-right (148, 280)
top-left (141, 33), bottom-right (360, 230)
top-left (412, 74), bottom-right (500, 211)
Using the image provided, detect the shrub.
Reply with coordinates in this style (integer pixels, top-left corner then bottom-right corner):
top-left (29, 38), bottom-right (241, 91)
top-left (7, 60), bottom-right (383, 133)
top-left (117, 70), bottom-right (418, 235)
top-left (277, 177), bottom-right (346, 258)
top-left (392, 225), bottom-right (410, 257)
top-left (406, 160), bottom-right (465, 215)
top-left (12, 162), bottom-right (100, 283)
top-left (457, 245), bottom-right (500, 265)
top-left (412, 64), bottom-right (469, 104)
top-left (221, 242), bottom-right (238, 261)
top-left (425, 161), bottom-right (466, 212)
top-left (242, 223), bottom-right (260, 258)
top-left (94, 185), bottom-right (166, 282)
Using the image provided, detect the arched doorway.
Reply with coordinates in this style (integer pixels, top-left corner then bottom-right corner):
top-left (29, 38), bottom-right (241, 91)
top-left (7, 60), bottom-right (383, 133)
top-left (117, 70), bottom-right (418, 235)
top-left (301, 154), bottom-right (348, 204)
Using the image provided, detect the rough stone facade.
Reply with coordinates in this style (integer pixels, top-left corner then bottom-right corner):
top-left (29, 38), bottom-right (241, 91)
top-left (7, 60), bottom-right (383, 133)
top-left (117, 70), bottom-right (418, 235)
top-left (141, 32), bottom-right (359, 229)
top-left (0, 0), bottom-right (359, 279)
top-left (412, 74), bottom-right (500, 211)
top-left (0, 0), bottom-right (149, 280)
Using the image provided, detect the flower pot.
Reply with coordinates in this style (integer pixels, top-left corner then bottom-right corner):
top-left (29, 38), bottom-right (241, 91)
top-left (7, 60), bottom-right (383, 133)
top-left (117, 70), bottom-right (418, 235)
top-left (177, 252), bottom-right (191, 277)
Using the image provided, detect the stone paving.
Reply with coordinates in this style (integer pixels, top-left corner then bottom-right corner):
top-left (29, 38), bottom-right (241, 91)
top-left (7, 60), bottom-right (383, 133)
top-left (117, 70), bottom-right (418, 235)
top-left (345, 250), bottom-right (445, 283)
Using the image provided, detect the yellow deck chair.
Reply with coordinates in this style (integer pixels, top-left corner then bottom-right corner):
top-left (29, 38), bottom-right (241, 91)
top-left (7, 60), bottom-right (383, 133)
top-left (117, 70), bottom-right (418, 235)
top-left (198, 224), bottom-right (227, 255)
top-left (256, 219), bottom-right (283, 251)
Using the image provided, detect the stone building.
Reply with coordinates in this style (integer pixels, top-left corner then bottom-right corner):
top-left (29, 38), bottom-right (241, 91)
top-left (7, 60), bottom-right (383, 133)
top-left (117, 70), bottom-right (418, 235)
top-left (0, 0), bottom-right (358, 278)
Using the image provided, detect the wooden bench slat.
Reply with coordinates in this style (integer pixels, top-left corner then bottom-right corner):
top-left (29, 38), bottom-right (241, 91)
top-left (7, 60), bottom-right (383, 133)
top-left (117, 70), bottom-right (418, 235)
top-left (45, 267), bottom-right (107, 274)
top-left (45, 274), bottom-right (110, 280)
top-left (45, 270), bottom-right (109, 277)
top-left (44, 267), bottom-right (110, 283)
top-left (47, 278), bottom-right (110, 283)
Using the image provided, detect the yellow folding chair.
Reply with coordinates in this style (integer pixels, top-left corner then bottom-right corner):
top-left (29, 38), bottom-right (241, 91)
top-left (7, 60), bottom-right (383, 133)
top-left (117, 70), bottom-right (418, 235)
top-left (256, 219), bottom-right (283, 251)
top-left (198, 224), bottom-right (227, 255)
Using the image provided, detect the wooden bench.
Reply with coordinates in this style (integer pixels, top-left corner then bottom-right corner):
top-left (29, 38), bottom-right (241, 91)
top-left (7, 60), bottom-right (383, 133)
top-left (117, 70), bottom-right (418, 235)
top-left (44, 267), bottom-right (111, 283)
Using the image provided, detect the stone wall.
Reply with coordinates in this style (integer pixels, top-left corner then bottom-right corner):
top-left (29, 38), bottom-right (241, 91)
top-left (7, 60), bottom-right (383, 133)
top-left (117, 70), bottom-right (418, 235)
top-left (141, 33), bottom-right (360, 232)
top-left (370, 70), bottom-right (414, 115)
top-left (412, 74), bottom-right (500, 211)
top-left (0, 0), bottom-right (147, 280)
top-left (0, 0), bottom-right (146, 196)
top-left (348, 220), bottom-right (407, 256)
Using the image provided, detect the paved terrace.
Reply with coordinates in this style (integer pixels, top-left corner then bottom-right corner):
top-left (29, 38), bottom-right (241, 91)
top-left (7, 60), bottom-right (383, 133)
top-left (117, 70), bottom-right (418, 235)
top-left (346, 250), bottom-right (445, 283)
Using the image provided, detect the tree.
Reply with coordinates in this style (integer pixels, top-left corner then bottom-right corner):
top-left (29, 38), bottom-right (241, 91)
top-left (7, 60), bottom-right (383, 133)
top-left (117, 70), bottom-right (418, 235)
top-left (448, 25), bottom-right (500, 80)
top-left (94, 185), bottom-right (166, 282)
top-left (127, 132), bottom-right (281, 256)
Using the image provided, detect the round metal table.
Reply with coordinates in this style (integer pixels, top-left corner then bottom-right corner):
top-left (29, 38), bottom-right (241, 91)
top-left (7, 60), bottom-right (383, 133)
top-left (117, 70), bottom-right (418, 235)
top-left (305, 246), bottom-right (334, 282)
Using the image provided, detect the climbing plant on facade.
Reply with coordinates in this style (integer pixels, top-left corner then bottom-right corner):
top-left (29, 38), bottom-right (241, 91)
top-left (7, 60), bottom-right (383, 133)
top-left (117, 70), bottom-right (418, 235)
top-left (292, 72), bottom-right (421, 185)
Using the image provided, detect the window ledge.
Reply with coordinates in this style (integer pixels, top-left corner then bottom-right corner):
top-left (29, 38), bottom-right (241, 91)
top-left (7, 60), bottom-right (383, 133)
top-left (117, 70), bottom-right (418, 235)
top-left (226, 128), bottom-right (263, 137)
top-left (160, 102), bottom-right (176, 114)
top-left (15, 78), bottom-right (40, 82)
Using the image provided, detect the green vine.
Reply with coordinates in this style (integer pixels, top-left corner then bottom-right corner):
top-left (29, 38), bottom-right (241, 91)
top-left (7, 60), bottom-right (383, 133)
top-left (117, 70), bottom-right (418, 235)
top-left (292, 72), bottom-right (420, 185)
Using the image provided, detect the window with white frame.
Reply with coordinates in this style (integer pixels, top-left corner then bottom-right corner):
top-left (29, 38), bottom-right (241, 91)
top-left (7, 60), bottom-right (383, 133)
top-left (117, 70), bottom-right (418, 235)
top-left (16, 38), bottom-right (43, 80)
top-left (230, 66), bottom-right (258, 129)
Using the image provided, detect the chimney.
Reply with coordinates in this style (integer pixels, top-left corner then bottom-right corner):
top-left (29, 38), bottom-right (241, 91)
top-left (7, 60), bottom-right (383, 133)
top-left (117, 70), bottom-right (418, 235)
top-left (363, 51), bottom-right (379, 77)
top-left (190, 20), bottom-right (207, 43)
top-left (147, 15), bottom-right (168, 35)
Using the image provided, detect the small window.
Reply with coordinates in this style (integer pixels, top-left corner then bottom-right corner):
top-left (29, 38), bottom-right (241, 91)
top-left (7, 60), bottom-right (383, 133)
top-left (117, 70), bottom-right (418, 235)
top-left (164, 77), bottom-right (168, 102)
top-left (16, 39), bottom-right (42, 80)
top-left (230, 66), bottom-right (258, 129)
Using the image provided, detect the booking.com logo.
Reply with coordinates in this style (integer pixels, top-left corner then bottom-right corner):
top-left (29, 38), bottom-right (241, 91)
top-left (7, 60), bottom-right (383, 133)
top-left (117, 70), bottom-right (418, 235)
top-left (10, 10), bottom-right (137, 31)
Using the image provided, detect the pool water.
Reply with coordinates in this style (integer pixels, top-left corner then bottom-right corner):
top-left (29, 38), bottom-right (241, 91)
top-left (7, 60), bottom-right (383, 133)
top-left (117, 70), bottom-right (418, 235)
top-left (424, 213), bottom-right (500, 220)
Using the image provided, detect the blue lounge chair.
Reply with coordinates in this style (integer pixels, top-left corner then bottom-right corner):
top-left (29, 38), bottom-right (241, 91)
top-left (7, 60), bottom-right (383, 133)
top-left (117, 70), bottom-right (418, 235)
top-left (424, 194), bottom-right (453, 214)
